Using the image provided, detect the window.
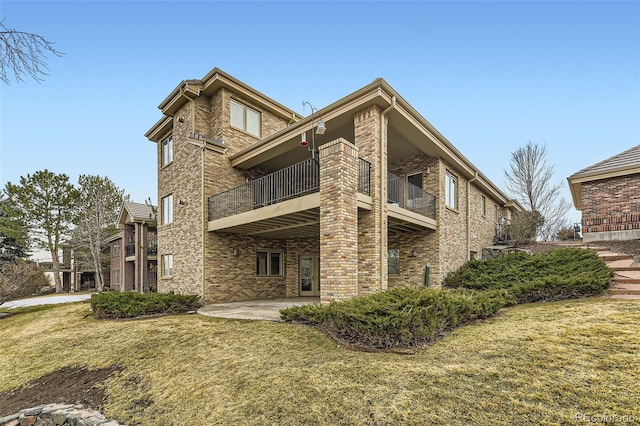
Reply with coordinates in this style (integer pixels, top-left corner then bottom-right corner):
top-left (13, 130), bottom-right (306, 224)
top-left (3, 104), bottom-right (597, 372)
top-left (111, 269), bottom-right (120, 285)
top-left (112, 243), bottom-right (121, 258)
top-left (445, 171), bottom-right (457, 209)
top-left (481, 196), bottom-right (486, 217)
top-left (230, 99), bottom-right (261, 137)
top-left (162, 194), bottom-right (173, 224)
top-left (162, 135), bottom-right (173, 166)
top-left (162, 254), bottom-right (173, 277)
top-left (388, 249), bottom-right (400, 275)
top-left (256, 251), bottom-right (282, 276)
top-left (494, 205), bottom-right (500, 223)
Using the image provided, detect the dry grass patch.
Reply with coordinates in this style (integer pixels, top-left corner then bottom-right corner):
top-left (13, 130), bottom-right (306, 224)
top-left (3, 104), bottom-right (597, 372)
top-left (1, 298), bottom-right (638, 425)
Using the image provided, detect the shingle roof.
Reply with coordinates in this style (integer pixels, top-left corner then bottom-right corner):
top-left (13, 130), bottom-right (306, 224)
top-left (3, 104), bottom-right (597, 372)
top-left (123, 201), bottom-right (156, 222)
top-left (569, 144), bottom-right (640, 179)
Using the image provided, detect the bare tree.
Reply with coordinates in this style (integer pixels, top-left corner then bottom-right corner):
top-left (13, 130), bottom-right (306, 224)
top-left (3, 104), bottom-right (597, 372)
top-left (73, 175), bottom-right (127, 292)
top-left (0, 19), bottom-right (63, 84)
top-left (504, 141), bottom-right (570, 241)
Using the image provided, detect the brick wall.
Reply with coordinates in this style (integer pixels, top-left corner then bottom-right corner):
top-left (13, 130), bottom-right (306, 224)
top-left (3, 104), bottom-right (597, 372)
top-left (319, 139), bottom-right (359, 303)
top-left (581, 174), bottom-right (640, 234)
top-left (355, 105), bottom-right (387, 294)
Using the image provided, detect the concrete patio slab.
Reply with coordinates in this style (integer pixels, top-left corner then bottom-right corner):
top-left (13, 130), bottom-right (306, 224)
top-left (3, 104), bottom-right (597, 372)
top-left (198, 297), bottom-right (320, 321)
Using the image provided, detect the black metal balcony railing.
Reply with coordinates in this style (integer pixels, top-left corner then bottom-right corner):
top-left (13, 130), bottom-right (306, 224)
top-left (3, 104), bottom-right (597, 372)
top-left (387, 172), bottom-right (436, 219)
top-left (358, 158), bottom-right (371, 196)
top-left (208, 158), bottom-right (373, 221)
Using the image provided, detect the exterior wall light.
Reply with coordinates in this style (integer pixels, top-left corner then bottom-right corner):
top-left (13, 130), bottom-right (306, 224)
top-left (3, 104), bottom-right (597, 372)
top-left (301, 101), bottom-right (326, 159)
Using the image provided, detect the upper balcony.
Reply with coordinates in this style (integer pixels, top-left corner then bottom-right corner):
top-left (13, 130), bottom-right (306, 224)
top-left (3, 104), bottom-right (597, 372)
top-left (207, 157), bottom-right (436, 238)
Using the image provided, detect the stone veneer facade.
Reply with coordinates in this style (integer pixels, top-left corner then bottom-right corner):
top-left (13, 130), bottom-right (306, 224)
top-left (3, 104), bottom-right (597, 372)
top-left (150, 70), bottom-right (518, 304)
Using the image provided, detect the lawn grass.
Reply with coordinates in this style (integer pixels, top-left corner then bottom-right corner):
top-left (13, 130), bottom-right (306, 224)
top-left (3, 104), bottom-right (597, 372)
top-left (1, 298), bottom-right (638, 425)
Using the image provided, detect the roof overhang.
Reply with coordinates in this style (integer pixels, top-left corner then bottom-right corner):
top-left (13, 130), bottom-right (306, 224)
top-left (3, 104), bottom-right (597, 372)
top-left (568, 166), bottom-right (640, 210)
top-left (146, 68), bottom-right (302, 143)
top-left (229, 78), bottom-right (519, 209)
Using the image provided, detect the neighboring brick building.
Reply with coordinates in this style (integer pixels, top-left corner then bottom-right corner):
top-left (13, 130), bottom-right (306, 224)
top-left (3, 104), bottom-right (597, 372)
top-left (145, 68), bottom-right (521, 304)
top-left (106, 201), bottom-right (158, 292)
top-left (568, 145), bottom-right (640, 243)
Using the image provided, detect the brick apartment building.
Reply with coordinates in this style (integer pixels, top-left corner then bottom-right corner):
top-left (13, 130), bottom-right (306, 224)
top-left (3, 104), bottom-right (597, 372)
top-left (568, 144), bottom-right (640, 242)
top-left (145, 68), bottom-right (521, 304)
top-left (106, 201), bottom-right (158, 292)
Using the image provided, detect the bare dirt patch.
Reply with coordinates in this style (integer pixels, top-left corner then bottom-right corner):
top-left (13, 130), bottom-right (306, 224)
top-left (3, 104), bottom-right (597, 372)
top-left (0, 364), bottom-right (121, 417)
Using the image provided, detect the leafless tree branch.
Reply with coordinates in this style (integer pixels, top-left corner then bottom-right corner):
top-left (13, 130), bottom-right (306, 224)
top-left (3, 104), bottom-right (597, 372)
top-left (504, 141), bottom-right (570, 241)
top-left (0, 19), bottom-right (63, 84)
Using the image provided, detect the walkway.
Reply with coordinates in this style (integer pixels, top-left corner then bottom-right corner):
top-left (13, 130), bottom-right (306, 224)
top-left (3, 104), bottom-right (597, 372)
top-left (198, 297), bottom-right (320, 321)
top-left (0, 293), bottom-right (94, 309)
top-left (557, 242), bottom-right (640, 299)
top-left (592, 247), bottom-right (640, 299)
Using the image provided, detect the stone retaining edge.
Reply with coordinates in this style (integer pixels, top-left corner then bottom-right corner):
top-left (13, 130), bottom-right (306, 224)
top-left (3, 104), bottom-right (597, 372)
top-left (0, 403), bottom-right (125, 426)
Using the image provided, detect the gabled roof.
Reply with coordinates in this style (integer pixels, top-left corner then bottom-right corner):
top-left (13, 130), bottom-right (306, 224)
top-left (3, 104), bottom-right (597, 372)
top-left (568, 144), bottom-right (640, 209)
top-left (118, 201), bottom-right (157, 226)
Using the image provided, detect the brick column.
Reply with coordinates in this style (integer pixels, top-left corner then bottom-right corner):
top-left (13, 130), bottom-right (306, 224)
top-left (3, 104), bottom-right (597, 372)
top-left (354, 105), bottom-right (388, 294)
top-left (319, 138), bottom-right (359, 303)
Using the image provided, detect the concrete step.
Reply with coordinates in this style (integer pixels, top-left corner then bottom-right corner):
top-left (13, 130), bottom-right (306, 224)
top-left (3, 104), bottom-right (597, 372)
top-left (610, 283), bottom-right (640, 292)
top-left (609, 287), bottom-right (640, 296)
top-left (610, 294), bottom-right (640, 300)
top-left (613, 270), bottom-right (640, 283)
top-left (599, 252), bottom-right (634, 262)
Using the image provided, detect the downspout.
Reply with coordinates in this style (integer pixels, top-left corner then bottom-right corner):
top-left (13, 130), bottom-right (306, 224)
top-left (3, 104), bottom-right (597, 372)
top-left (380, 96), bottom-right (396, 289)
top-left (467, 171), bottom-right (479, 260)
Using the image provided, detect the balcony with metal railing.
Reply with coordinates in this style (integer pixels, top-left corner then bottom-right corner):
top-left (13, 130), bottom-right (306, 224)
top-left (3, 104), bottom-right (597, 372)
top-left (208, 157), bottom-right (372, 221)
top-left (387, 172), bottom-right (436, 220)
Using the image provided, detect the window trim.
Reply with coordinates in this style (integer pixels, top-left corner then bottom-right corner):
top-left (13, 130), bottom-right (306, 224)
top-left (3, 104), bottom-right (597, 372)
top-left (162, 135), bottom-right (173, 167)
top-left (388, 249), bottom-right (400, 276)
top-left (112, 243), bottom-right (121, 258)
top-left (230, 99), bottom-right (261, 138)
top-left (445, 171), bottom-right (458, 210)
top-left (111, 269), bottom-right (120, 285)
top-left (162, 194), bottom-right (173, 225)
top-left (256, 250), bottom-right (282, 276)
top-left (162, 254), bottom-right (174, 278)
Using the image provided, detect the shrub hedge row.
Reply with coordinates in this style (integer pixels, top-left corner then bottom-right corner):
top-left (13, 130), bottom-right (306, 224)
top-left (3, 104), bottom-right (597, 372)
top-left (443, 248), bottom-right (612, 303)
top-left (282, 248), bottom-right (612, 349)
top-left (281, 287), bottom-right (513, 349)
top-left (91, 291), bottom-right (201, 320)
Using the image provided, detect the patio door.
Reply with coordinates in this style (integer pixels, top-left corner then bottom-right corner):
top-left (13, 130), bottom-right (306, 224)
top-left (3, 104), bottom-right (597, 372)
top-left (299, 255), bottom-right (320, 296)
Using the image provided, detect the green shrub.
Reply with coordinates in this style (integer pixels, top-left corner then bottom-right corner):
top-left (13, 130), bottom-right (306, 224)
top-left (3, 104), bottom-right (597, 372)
top-left (281, 287), bottom-right (511, 349)
top-left (444, 248), bottom-right (612, 303)
top-left (90, 291), bottom-right (202, 320)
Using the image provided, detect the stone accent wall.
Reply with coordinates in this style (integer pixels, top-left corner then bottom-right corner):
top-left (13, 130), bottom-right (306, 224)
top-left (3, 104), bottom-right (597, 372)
top-left (0, 404), bottom-right (123, 426)
top-left (355, 105), bottom-right (388, 294)
top-left (581, 174), bottom-right (640, 241)
top-left (319, 139), bottom-right (359, 303)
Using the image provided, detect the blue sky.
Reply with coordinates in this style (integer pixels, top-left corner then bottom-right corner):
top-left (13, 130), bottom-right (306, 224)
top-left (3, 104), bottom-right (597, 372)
top-left (1, 1), bottom-right (639, 225)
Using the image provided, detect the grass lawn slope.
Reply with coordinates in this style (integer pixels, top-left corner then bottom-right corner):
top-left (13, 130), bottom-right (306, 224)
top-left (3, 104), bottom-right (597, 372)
top-left (1, 298), bottom-right (638, 425)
